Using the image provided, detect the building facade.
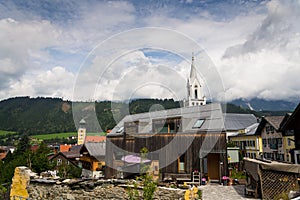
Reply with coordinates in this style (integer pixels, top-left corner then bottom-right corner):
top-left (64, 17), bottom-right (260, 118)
top-left (105, 103), bottom-right (228, 183)
top-left (281, 103), bottom-right (300, 164)
top-left (257, 116), bottom-right (293, 162)
top-left (229, 123), bottom-right (262, 159)
top-left (80, 142), bottom-right (106, 178)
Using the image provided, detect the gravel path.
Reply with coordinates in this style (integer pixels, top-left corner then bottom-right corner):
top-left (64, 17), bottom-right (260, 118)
top-left (200, 184), bottom-right (259, 200)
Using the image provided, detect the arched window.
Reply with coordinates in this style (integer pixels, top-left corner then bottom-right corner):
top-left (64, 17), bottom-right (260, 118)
top-left (194, 89), bottom-right (198, 99)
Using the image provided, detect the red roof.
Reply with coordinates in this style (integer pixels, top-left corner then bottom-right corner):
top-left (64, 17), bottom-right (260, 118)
top-left (60, 144), bottom-right (72, 152)
top-left (0, 152), bottom-right (7, 160)
top-left (31, 144), bottom-right (39, 152)
top-left (85, 136), bottom-right (106, 143)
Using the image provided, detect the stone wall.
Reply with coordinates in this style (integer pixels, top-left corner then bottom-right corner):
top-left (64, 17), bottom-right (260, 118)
top-left (27, 179), bottom-right (186, 200)
top-left (10, 167), bottom-right (188, 200)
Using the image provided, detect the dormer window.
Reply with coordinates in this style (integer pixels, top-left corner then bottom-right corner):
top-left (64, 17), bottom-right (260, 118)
top-left (116, 126), bottom-right (124, 133)
top-left (193, 119), bottom-right (205, 128)
top-left (153, 117), bottom-right (181, 133)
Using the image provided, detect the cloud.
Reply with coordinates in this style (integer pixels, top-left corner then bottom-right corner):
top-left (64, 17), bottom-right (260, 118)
top-left (0, 18), bottom-right (60, 92)
top-left (220, 0), bottom-right (300, 101)
top-left (5, 66), bottom-right (75, 99)
top-left (0, 0), bottom-right (299, 103)
top-left (74, 50), bottom-right (189, 101)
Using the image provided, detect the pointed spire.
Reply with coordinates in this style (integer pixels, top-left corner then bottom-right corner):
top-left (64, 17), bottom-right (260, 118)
top-left (190, 52), bottom-right (197, 80)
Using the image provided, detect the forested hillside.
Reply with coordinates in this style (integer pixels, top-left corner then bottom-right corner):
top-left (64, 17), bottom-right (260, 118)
top-left (0, 97), bottom-right (180, 135)
top-left (0, 97), bottom-right (291, 136)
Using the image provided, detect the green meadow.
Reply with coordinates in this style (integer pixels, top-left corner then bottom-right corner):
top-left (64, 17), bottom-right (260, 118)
top-left (32, 132), bottom-right (106, 140)
top-left (0, 130), bottom-right (16, 136)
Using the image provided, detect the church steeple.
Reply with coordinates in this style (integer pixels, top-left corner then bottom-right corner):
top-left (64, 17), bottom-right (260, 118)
top-left (190, 52), bottom-right (197, 80)
top-left (184, 53), bottom-right (206, 107)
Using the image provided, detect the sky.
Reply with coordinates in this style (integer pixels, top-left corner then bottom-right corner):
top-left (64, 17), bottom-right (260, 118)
top-left (0, 0), bottom-right (300, 102)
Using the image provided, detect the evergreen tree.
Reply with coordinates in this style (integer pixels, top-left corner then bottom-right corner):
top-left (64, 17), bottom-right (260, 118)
top-left (31, 142), bottom-right (52, 174)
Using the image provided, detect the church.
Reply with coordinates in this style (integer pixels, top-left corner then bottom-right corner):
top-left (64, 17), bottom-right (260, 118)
top-left (105, 55), bottom-right (228, 183)
top-left (184, 54), bottom-right (206, 107)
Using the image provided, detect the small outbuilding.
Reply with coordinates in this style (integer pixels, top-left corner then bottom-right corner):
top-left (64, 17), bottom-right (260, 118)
top-left (244, 157), bottom-right (300, 199)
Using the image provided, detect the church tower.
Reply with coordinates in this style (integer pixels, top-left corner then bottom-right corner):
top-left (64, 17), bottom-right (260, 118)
top-left (184, 54), bottom-right (206, 107)
top-left (77, 119), bottom-right (86, 145)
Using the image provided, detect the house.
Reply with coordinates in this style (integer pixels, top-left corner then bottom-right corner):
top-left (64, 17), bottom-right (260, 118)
top-left (279, 113), bottom-right (295, 162)
top-left (80, 142), bottom-right (106, 178)
top-left (224, 113), bottom-right (258, 139)
top-left (62, 145), bottom-right (82, 166)
top-left (49, 152), bottom-right (78, 169)
top-left (228, 123), bottom-right (262, 159)
top-left (256, 116), bottom-right (293, 162)
top-left (280, 103), bottom-right (300, 163)
top-left (105, 103), bottom-right (228, 183)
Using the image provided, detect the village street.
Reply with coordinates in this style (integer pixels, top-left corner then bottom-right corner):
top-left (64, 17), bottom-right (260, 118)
top-left (201, 184), bottom-right (258, 200)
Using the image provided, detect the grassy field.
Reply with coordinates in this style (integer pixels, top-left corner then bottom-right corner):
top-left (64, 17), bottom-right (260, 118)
top-left (32, 132), bottom-right (106, 140)
top-left (0, 130), bottom-right (16, 136)
top-left (32, 132), bottom-right (77, 140)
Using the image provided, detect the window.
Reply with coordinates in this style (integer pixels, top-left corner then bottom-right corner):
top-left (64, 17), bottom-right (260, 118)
top-left (266, 126), bottom-right (270, 134)
top-left (268, 138), bottom-right (271, 146)
top-left (57, 158), bottom-right (62, 166)
top-left (263, 139), bottom-right (267, 147)
top-left (124, 121), bottom-right (138, 135)
top-left (288, 138), bottom-right (292, 146)
top-left (194, 89), bottom-right (198, 99)
top-left (193, 119), bottom-right (205, 128)
top-left (116, 126), bottom-right (124, 133)
top-left (277, 138), bottom-right (282, 148)
top-left (153, 118), bottom-right (182, 133)
top-left (178, 154), bottom-right (186, 173)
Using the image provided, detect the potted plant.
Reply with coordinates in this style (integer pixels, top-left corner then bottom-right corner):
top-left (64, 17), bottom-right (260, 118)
top-left (222, 176), bottom-right (229, 186)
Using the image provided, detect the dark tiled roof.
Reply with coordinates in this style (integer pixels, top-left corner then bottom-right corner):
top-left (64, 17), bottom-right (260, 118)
top-left (83, 142), bottom-right (106, 160)
top-left (223, 113), bottom-right (257, 131)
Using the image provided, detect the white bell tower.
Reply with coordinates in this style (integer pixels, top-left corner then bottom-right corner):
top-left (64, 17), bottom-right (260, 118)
top-left (184, 53), bottom-right (206, 107)
top-left (77, 119), bottom-right (86, 145)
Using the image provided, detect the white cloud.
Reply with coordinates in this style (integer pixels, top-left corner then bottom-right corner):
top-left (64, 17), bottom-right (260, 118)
top-left (0, 18), bottom-right (60, 92)
top-left (6, 66), bottom-right (75, 99)
top-left (220, 0), bottom-right (300, 101)
top-left (0, 0), bottom-right (299, 103)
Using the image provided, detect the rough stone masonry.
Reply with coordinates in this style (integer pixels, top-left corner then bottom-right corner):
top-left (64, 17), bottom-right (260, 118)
top-left (10, 167), bottom-right (187, 200)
